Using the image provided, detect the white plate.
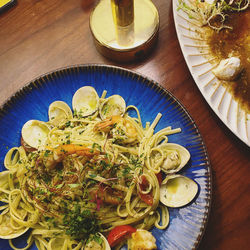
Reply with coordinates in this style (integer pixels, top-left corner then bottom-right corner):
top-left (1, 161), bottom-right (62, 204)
top-left (172, 0), bottom-right (250, 146)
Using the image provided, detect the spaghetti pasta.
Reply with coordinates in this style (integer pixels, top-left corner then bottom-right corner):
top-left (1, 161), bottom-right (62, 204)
top-left (0, 86), bottom-right (191, 250)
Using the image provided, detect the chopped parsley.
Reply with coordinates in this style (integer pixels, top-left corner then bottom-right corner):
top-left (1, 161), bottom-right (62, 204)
top-left (86, 233), bottom-right (103, 245)
top-left (92, 143), bottom-right (102, 152)
top-left (62, 204), bottom-right (100, 240)
top-left (65, 121), bottom-right (71, 127)
top-left (102, 104), bottom-right (109, 115)
top-left (44, 150), bottom-right (51, 157)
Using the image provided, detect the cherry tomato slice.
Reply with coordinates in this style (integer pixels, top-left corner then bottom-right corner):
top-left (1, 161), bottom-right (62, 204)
top-left (138, 175), bottom-right (154, 206)
top-left (138, 173), bottom-right (162, 206)
top-left (107, 225), bottom-right (136, 247)
top-left (156, 171), bottom-right (163, 186)
top-left (140, 175), bottom-right (149, 189)
top-left (139, 192), bottom-right (153, 206)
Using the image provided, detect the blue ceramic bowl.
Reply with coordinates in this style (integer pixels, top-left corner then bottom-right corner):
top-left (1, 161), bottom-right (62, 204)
top-left (0, 64), bottom-right (211, 250)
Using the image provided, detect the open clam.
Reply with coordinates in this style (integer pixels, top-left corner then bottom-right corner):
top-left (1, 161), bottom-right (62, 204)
top-left (48, 101), bottom-right (73, 126)
top-left (157, 143), bottom-right (190, 174)
top-left (0, 172), bottom-right (30, 239)
top-left (85, 233), bottom-right (111, 250)
top-left (0, 212), bottom-right (29, 239)
top-left (160, 175), bottom-right (198, 208)
top-left (72, 86), bottom-right (99, 117)
top-left (99, 95), bottom-right (126, 120)
top-left (21, 120), bottom-right (51, 150)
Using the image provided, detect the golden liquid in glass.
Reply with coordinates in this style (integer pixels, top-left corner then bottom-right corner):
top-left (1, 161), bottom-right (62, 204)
top-left (111, 0), bottom-right (134, 27)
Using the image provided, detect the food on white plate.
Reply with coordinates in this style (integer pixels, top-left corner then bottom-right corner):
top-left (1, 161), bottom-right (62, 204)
top-left (212, 57), bottom-right (243, 81)
top-left (178, 0), bottom-right (250, 112)
top-left (0, 86), bottom-right (198, 249)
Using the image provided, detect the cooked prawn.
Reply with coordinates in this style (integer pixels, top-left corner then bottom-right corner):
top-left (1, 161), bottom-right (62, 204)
top-left (94, 115), bottom-right (122, 132)
top-left (42, 144), bottom-right (100, 170)
top-left (90, 185), bottom-right (124, 205)
top-left (54, 144), bottom-right (99, 157)
top-left (94, 115), bottom-right (138, 144)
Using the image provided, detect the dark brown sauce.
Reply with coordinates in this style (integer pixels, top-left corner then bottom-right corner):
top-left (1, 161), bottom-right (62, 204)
top-left (206, 9), bottom-right (250, 112)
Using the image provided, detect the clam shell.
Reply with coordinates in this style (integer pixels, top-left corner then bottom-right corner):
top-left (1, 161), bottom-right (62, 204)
top-left (48, 101), bottom-right (73, 126)
top-left (72, 86), bottom-right (99, 117)
top-left (160, 174), bottom-right (198, 207)
top-left (100, 233), bottom-right (111, 250)
top-left (99, 95), bottom-right (126, 120)
top-left (0, 212), bottom-right (29, 239)
top-left (157, 143), bottom-right (190, 174)
top-left (85, 233), bottom-right (111, 250)
top-left (21, 120), bottom-right (51, 149)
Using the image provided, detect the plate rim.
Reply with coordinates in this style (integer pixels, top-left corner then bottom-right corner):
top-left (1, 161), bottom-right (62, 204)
top-left (0, 63), bottom-right (212, 249)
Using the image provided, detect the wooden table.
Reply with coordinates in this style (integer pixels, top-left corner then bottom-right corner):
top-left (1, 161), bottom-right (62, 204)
top-left (0, 0), bottom-right (249, 249)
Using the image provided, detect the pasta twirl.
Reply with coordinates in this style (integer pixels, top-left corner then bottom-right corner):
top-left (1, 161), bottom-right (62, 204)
top-left (0, 87), bottom-right (191, 250)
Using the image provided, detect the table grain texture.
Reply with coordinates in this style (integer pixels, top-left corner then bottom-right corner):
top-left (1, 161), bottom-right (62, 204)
top-left (0, 0), bottom-right (249, 250)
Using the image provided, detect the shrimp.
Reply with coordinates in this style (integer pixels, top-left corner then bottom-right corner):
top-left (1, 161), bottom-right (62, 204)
top-left (54, 144), bottom-right (99, 157)
top-left (90, 185), bottom-right (124, 205)
top-left (94, 115), bottom-right (122, 132)
top-left (42, 144), bottom-right (100, 170)
top-left (100, 186), bottom-right (124, 205)
top-left (94, 115), bottom-right (138, 144)
top-left (130, 229), bottom-right (157, 250)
